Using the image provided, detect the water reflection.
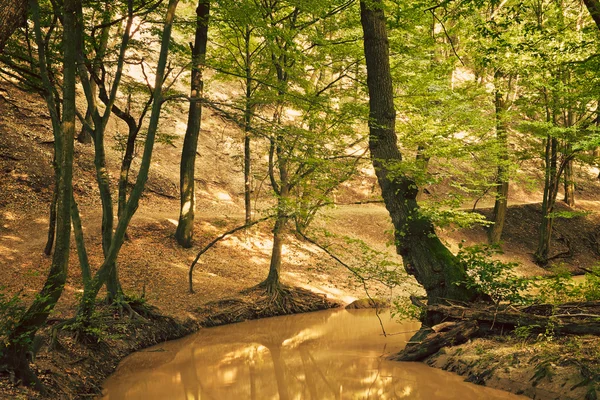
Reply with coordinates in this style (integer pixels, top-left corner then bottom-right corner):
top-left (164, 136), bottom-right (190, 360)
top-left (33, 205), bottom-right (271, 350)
top-left (102, 309), bottom-right (524, 400)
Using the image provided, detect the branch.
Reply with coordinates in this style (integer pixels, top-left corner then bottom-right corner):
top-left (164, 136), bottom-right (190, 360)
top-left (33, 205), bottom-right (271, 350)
top-left (188, 215), bottom-right (273, 293)
top-left (429, 10), bottom-right (465, 67)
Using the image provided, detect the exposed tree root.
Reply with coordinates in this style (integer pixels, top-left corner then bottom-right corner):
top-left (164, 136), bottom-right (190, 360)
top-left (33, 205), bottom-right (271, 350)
top-left (197, 284), bottom-right (339, 327)
top-left (393, 300), bottom-right (600, 362)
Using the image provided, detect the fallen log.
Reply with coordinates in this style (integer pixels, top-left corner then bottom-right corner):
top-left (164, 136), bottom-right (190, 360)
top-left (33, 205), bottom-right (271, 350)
top-left (427, 303), bottom-right (600, 336)
top-left (391, 320), bottom-right (479, 362)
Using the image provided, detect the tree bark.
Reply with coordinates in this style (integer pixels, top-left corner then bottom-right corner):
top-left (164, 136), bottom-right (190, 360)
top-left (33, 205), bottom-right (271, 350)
top-left (535, 136), bottom-right (559, 265)
top-left (563, 148), bottom-right (575, 207)
top-left (175, 0), bottom-right (210, 248)
top-left (43, 178), bottom-right (57, 255)
top-left (244, 26), bottom-right (253, 224)
top-left (264, 212), bottom-right (287, 293)
top-left (359, 0), bottom-right (477, 304)
top-left (1, 0), bottom-right (75, 389)
top-left (77, 0), bottom-right (180, 321)
top-left (0, 0), bottom-right (27, 53)
top-left (391, 321), bottom-right (479, 362)
top-left (584, 0), bottom-right (600, 31)
top-left (488, 71), bottom-right (509, 245)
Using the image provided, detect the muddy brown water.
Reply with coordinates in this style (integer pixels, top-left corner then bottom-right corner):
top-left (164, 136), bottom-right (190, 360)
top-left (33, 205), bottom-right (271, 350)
top-left (101, 309), bottom-right (525, 399)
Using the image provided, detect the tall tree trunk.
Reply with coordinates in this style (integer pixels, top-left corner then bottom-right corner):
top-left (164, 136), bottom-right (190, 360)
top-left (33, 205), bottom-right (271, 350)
top-left (244, 25), bottom-right (253, 224)
top-left (77, 0), bottom-right (180, 321)
top-left (264, 201), bottom-right (287, 293)
top-left (175, 0), bottom-right (210, 248)
top-left (359, 0), bottom-right (477, 304)
top-left (1, 0), bottom-right (75, 388)
top-left (488, 71), bottom-right (510, 245)
top-left (0, 0), bottom-right (27, 53)
top-left (563, 156), bottom-right (575, 207)
top-left (263, 136), bottom-right (289, 293)
top-left (535, 136), bottom-right (559, 264)
top-left (43, 175), bottom-right (58, 255)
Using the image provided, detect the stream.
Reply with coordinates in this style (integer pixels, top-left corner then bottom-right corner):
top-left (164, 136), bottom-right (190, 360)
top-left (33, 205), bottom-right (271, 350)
top-left (101, 309), bottom-right (525, 399)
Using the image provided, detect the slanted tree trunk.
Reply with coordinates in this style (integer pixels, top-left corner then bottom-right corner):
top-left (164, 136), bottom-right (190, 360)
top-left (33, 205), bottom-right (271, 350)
top-left (0, 0), bottom-right (27, 53)
top-left (488, 71), bottom-right (510, 245)
top-left (359, 0), bottom-right (477, 304)
top-left (175, 0), bottom-right (210, 248)
top-left (0, 0), bottom-right (75, 388)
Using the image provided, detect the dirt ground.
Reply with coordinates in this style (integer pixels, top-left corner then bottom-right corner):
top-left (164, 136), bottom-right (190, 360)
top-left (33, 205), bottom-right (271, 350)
top-left (427, 335), bottom-right (600, 400)
top-left (2, 79), bottom-right (600, 399)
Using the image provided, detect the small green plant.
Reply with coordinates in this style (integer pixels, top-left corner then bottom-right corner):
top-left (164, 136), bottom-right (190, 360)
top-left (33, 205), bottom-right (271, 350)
top-left (514, 325), bottom-right (535, 340)
top-left (533, 267), bottom-right (581, 304)
top-left (0, 286), bottom-right (25, 355)
top-left (456, 243), bottom-right (532, 305)
top-left (580, 267), bottom-right (600, 301)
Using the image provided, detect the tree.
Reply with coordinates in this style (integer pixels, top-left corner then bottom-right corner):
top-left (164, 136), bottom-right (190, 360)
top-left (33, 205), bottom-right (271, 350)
top-left (0, 0), bottom-right (27, 53)
top-left (0, 0), bottom-right (76, 388)
top-left (359, 0), bottom-right (478, 304)
top-left (488, 70), bottom-right (511, 244)
top-left (76, 0), bottom-right (181, 322)
top-left (210, 0), bottom-right (271, 224)
top-left (255, 0), bottom-right (361, 294)
top-left (175, 0), bottom-right (210, 248)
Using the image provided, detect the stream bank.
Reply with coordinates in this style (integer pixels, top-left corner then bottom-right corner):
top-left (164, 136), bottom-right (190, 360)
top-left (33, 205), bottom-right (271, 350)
top-left (0, 289), bottom-right (338, 399)
top-left (424, 335), bottom-right (600, 400)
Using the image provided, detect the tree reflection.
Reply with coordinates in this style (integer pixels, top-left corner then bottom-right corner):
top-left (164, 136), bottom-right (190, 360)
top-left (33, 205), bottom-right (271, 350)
top-left (102, 310), bottom-right (520, 400)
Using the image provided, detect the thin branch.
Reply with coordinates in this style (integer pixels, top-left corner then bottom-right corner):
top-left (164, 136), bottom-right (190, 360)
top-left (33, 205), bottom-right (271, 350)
top-left (188, 216), bottom-right (274, 293)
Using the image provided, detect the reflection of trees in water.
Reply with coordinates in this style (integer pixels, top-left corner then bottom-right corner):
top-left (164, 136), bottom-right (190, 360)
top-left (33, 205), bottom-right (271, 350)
top-left (104, 310), bottom-right (512, 400)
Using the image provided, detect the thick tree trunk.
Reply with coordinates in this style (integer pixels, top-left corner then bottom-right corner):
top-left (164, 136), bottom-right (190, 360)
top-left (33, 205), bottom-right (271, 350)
top-left (1, 0), bottom-right (76, 388)
top-left (175, 0), bottom-right (209, 248)
top-left (43, 178), bottom-right (57, 255)
top-left (0, 0), bottom-right (27, 53)
top-left (584, 0), bottom-right (600, 30)
top-left (264, 212), bottom-right (287, 293)
top-left (488, 72), bottom-right (509, 245)
top-left (359, 0), bottom-right (477, 304)
top-left (117, 116), bottom-right (138, 223)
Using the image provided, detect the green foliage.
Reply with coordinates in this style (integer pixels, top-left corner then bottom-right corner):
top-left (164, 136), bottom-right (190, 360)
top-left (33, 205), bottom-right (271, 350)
top-left (307, 228), bottom-right (416, 297)
top-left (391, 296), bottom-right (424, 321)
top-left (533, 266), bottom-right (600, 304)
top-left (456, 243), bottom-right (532, 305)
top-left (63, 309), bottom-right (121, 343)
top-left (0, 287), bottom-right (25, 354)
top-left (419, 208), bottom-right (492, 229)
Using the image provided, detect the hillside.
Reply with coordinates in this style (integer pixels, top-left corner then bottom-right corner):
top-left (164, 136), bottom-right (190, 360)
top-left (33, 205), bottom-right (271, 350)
top-left (2, 77), bottom-right (600, 398)
top-left (3, 80), bottom-right (600, 320)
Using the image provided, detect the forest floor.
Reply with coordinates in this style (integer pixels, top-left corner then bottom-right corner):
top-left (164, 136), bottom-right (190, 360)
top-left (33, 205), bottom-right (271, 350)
top-left (2, 83), bottom-right (600, 399)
